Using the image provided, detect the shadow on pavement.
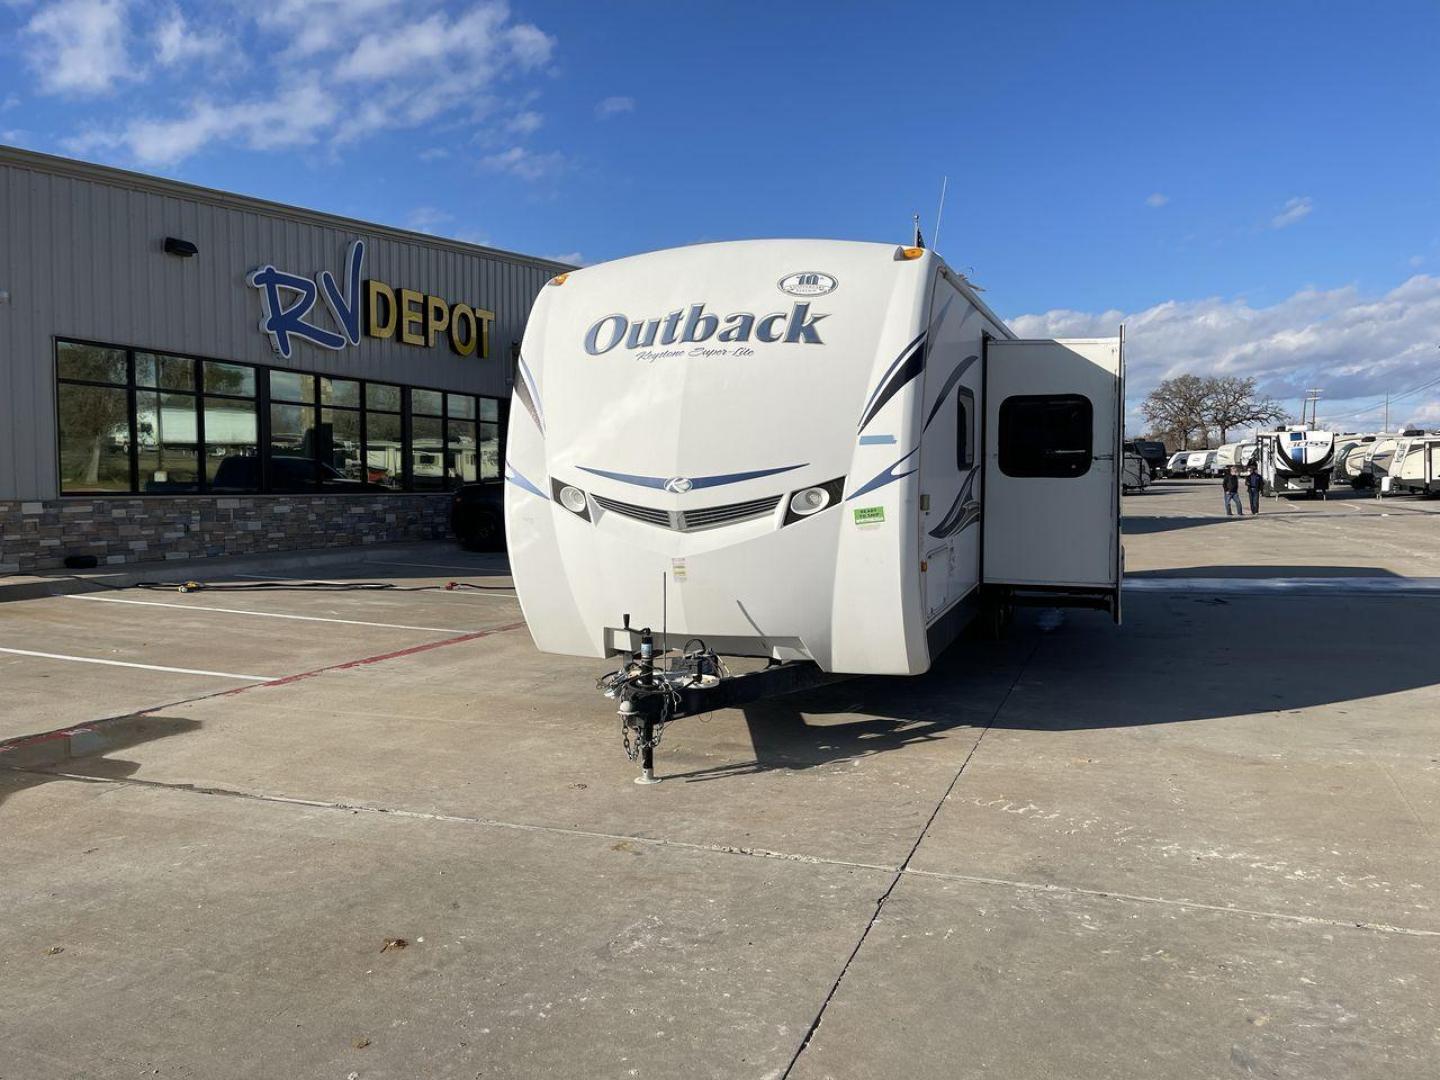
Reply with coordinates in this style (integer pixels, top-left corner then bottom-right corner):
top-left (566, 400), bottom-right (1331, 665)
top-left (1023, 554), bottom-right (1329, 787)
top-left (668, 586), bottom-right (1440, 779)
top-left (0, 715), bottom-right (202, 811)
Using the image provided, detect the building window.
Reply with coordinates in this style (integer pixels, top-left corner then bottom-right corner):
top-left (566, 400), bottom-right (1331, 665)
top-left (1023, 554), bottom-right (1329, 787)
top-left (54, 339), bottom-right (503, 496)
top-left (365, 383), bottom-right (403, 490)
top-left (57, 341), bottom-right (132, 493)
top-left (998, 394), bottom-right (1094, 478)
top-left (135, 353), bottom-right (199, 492)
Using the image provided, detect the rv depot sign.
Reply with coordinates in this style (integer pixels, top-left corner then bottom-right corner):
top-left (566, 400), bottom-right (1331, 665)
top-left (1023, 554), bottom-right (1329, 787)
top-left (247, 240), bottom-right (495, 361)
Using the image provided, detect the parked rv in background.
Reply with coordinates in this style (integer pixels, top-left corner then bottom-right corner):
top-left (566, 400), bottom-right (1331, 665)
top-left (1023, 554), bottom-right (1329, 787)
top-left (1131, 439), bottom-right (1168, 477)
top-left (1122, 448), bottom-right (1150, 492)
top-left (1385, 434), bottom-right (1440, 496)
top-left (1257, 426), bottom-right (1336, 496)
top-left (1184, 450), bottom-right (1210, 477)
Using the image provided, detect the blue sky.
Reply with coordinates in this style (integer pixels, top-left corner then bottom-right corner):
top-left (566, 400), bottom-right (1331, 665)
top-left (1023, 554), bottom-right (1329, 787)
top-left (3, 1), bottom-right (1439, 430)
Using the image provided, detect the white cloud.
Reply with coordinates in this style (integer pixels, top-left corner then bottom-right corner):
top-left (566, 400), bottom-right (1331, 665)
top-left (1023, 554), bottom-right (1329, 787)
top-left (22, 0), bottom-right (134, 97)
top-left (51, 1), bottom-right (559, 165)
top-left (481, 145), bottom-right (564, 180)
top-left (1271, 195), bottom-right (1313, 229)
top-left (595, 95), bottom-right (635, 118)
top-left (543, 251), bottom-right (584, 266)
top-left (1010, 275), bottom-right (1440, 432)
top-left (406, 206), bottom-right (453, 234)
top-left (1145, 192), bottom-right (1168, 208)
top-left (507, 110), bottom-right (544, 135)
top-left (153, 5), bottom-right (228, 66)
top-left (1409, 255), bottom-right (1425, 268)
top-left (66, 76), bottom-right (343, 164)
top-left (1, 94), bottom-right (19, 112)
top-left (419, 146), bottom-right (450, 162)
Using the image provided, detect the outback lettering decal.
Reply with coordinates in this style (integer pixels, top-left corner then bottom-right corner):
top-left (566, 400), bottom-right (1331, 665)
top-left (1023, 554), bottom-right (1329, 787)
top-left (583, 302), bottom-right (828, 356)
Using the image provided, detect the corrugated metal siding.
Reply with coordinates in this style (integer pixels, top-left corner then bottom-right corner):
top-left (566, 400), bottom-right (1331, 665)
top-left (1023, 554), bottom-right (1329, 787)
top-left (0, 154), bottom-right (559, 500)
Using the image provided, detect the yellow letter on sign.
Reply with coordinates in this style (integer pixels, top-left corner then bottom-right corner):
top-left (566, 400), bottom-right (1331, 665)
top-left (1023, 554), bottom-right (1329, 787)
top-left (425, 295), bottom-right (450, 348)
top-left (366, 280), bottom-right (397, 339)
top-left (450, 303), bottom-right (478, 357)
top-left (475, 307), bottom-right (495, 359)
top-left (398, 289), bottom-right (425, 346)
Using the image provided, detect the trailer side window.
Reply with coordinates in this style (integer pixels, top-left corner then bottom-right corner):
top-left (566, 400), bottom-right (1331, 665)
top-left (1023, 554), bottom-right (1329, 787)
top-left (998, 394), bottom-right (1093, 478)
top-left (957, 388), bottom-right (975, 470)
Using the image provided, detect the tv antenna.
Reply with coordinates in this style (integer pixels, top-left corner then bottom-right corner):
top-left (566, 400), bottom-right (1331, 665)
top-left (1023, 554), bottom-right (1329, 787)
top-left (932, 176), bottom-right (949, 253)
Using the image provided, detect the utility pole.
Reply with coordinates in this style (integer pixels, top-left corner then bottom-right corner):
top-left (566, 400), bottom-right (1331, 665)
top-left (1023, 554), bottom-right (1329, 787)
top-left (1303, 388), bottom-right (1323, 427)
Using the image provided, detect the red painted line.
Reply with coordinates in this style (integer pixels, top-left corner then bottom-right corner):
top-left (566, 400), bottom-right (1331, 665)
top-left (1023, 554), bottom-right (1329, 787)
top-left (218, 620), bottom-right (528, 696)
top-left (0, 725), bottom-right (97, 754)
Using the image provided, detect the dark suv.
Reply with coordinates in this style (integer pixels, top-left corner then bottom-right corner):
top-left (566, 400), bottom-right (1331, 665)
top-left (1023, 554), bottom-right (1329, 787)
top-left (451, 480), bottom-right (506, 551)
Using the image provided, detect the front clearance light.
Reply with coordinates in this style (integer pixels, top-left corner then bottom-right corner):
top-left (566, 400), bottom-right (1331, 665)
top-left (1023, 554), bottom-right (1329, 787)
top-left (783, 477), bottom-right (847, 526)
top-left (551, 479), bottom-right (591, 521)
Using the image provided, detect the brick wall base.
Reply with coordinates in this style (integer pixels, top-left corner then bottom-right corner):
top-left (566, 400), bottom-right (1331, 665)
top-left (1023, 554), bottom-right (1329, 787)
top-left (0, 495), bottom-right (456, 575)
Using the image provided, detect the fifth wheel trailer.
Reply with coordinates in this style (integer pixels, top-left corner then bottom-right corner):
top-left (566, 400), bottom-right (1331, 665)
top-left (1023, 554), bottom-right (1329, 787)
top-left (1257, 427), bottom-right (1336, 496)
top-left (505, 239), bottom-right (1121, 675)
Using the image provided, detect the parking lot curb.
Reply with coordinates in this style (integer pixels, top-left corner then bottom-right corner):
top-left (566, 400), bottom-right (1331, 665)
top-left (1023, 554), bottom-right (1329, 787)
top-left (0, 540), bottom-right (492, 604)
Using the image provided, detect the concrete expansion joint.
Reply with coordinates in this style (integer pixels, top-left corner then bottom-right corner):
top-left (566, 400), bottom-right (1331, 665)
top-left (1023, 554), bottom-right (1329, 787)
top-left (898, 867), bottom-right (1440, 939)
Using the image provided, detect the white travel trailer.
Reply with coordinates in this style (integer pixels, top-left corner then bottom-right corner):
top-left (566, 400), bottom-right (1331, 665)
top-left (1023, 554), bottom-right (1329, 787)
top-left (1184, 450), bottom-right (1210, 476)
top-left (1385, 434), bottom-right (1440, 495)
top-left (1164, 451), bottom-right (1190, 477)
top-left (505, 240), bottom-right (1122, 692)
top-left (1334, 434), bottom-right (1380, 487)
top-left (1214, 443), bottom-right (1241, 469)
top-left (1257, 427), bottom-right (1336, 495)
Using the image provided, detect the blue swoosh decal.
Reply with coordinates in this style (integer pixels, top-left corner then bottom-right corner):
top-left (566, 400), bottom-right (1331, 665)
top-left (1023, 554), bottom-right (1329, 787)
top-left (505, 462), bottom-right (546, 499)
top-left (858, 336), bottom-right (926, 432)
top-left (847, 445), bottom-right (920, 501)
top-left (577, 463), bottom-right (807, 491)
top-left (922, 355), bottom-right (978, 432)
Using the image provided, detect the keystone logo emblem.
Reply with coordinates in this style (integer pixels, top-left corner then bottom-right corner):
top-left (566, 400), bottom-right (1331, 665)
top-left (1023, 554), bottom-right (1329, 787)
top-left (664, 477), bottom-right (694, 493)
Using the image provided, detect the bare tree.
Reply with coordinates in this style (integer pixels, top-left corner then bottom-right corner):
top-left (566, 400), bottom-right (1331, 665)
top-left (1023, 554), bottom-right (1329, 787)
top-left (1202, 376), bottom-right (1287, 442)
top-left (1141, 375), bottom-right (1211, 449)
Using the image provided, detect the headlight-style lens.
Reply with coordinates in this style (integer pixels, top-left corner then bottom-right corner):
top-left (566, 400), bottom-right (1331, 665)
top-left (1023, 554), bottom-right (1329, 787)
top-left (558, 485), bottom-right (588, 514)
top-left (789, 487), bottom-right (831, 517)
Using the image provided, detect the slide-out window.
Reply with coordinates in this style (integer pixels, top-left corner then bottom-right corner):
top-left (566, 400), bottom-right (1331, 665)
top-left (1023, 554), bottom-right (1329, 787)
top-left (956, 388), bottom-right (975, 470)
top-left (998, 394), bottom-right (1093, 478)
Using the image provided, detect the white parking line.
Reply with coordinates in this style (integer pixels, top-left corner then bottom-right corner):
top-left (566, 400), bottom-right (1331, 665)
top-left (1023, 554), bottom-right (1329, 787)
top-left (66, 594), bottom-right (474, 634)
top-left (0, 646), bottom-right (274, 681)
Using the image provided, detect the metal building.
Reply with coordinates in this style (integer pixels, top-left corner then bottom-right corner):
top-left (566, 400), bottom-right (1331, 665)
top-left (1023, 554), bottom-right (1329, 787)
top-left (0, 146), bottom-right (570, 574)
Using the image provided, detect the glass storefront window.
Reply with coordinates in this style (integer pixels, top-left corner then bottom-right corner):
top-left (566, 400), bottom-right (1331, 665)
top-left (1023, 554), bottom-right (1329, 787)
top-left (135, 391), bottom-right (200, 492)
top-left (57, 342), bottom-right (127, 385)
top-left (411, 415), bottom-right (445, 491)
top-left (479, 421), bottom-right (501, 480)
top-left (53, 341), bottom-right (506, 497)
top-left (270, 370), bottom-right (315, 403)
top-left (412, 388), bottom-right (443, 415)
top-left (269, 403), bottom-right (317, 491)
top-left (448, 418), bottom-right (478, 484)
top-left (366, 383), bottom-right (401, 411)
top-left (205, 399), bottom-right (260, 491)
top-left (365, 411), bottom-right (403, 490)
top-left (136, 353), bottom-right (195, 392)
top-left (446, 393), bottom-right (476, 420)
top-left (321, 377), bottom-right (360, 408)
top-left (58, 383), bottom-right (131, 492)
top-left (319, 408), bottom-right (362, 487)
top-left (204, 361), bottom-right (255, 398)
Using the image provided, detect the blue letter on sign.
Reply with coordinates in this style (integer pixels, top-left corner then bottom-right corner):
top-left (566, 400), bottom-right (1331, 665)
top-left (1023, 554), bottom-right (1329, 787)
top-left (246, 264), bottom-right (347, 359)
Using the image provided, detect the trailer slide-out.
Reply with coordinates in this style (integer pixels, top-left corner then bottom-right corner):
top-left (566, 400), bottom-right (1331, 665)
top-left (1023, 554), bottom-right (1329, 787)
top-left (505, 239), bottom-right (1123, 780)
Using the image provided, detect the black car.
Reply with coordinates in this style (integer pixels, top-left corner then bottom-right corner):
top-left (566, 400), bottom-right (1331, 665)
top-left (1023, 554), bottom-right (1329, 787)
top-left (451, 480), bottom-right (506, 551)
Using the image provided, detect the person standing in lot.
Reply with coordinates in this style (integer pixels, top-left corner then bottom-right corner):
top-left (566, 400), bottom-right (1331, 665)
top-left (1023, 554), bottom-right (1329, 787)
top-left (1314, 469), bottom-right (1330, 500)
top-left (1246, 463), bottom-right (1263, 514)
top-left (1222, 466), bottom-right (1245, 516)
